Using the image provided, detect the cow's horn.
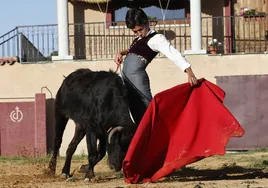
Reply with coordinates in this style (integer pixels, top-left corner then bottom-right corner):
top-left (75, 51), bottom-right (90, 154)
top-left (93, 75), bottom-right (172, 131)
top-left (108, 126), bottom-right (125, 144)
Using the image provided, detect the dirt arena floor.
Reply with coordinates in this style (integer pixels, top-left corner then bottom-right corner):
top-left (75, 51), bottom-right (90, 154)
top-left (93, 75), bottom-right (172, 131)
top-left (1, 150), bottom-right (268, 188)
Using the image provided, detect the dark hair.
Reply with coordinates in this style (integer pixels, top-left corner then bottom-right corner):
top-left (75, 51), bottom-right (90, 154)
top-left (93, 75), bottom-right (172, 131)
top-left (125, 8), bottom-right (149, 29)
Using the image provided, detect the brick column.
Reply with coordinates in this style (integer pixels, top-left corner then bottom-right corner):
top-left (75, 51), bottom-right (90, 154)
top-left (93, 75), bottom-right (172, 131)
top-left (34, 93), bottom-right (47, 157)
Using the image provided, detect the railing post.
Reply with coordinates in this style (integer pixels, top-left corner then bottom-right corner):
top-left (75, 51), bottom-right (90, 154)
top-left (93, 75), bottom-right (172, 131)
top-left (184, 0), bottom-right (206, 55)
top-left (52, 0), bottom-right (73, 61)
top-left (224, 1), bottom-right (232, 54)
top-left (16, 27), bottom-right (20, 62)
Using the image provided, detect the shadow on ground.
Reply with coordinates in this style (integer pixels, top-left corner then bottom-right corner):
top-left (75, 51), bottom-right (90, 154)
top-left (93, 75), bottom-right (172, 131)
top-left (162, 163), bottom-right (268, 183)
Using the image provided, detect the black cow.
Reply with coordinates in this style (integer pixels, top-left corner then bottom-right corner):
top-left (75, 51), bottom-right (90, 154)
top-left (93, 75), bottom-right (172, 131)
top-left (47, 68), bottom-right (137, 181)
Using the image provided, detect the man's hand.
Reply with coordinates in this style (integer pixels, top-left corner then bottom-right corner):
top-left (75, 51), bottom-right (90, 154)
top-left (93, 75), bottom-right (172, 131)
top-left (185, 67), bottom-right (198, 86)
top-left (188, 75), bottom-right (198, 86)
top-left (114, 53), bottom-right (123, 65)
top-left (114, 50), bottom-right (129, 65)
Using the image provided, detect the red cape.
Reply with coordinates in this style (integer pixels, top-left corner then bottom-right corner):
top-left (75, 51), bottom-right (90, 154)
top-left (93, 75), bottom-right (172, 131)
top-left (122, 78), bottom-right (245, 183)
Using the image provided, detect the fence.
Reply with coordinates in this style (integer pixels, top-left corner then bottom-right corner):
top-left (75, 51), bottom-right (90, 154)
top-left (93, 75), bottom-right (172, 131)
top-left (203, 15), bottom-right (268, 54)
top-left (0, 15), bottom-right (267, 62)
top-left (0, 24), bottom-right (58, 62)
top-left (68, 19), bottom-right (191, 60)
top-left (0, 28), bottom-right (19, 58)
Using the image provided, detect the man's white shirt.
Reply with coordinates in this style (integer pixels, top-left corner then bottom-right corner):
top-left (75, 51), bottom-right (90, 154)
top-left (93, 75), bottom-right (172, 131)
top-left (136, 29), bottom-right (191, 72)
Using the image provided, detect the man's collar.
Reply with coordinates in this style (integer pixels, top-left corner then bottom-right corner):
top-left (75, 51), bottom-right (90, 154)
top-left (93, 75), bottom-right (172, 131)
top-left (138, 29), bottom-right (156, 39)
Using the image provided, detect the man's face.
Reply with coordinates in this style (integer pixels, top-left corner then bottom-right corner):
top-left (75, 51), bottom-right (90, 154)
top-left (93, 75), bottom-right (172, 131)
top-left (132, 24), bottom-right (150, 38)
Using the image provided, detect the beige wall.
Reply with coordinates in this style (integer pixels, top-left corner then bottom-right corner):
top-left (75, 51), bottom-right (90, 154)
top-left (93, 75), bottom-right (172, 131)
top-left (1, 54), bottom-right (268, 156)
top-left (68, 2), bottom-right (109, 24)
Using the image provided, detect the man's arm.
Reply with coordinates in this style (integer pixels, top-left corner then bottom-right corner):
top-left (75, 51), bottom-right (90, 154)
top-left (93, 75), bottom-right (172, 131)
top-left (119, 49), bottom-right (129, 56)
top-left (148, 34), bottom-right (191, 71)
top-left (148, 34), bottom-right (198, 86)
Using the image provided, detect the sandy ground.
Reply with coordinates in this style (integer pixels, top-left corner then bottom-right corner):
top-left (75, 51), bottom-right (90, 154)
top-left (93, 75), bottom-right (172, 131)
top-left (1, 151), bottom-right (268, 188)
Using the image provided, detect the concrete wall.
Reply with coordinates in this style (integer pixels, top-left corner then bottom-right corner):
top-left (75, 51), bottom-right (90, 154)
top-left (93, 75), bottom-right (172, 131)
top-left (1, 54), bottom-right (267, 156)
top-left (68, 2), bottom-right (108, 24)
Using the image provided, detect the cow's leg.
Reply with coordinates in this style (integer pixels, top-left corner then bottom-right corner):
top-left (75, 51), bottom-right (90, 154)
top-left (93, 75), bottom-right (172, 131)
top-left (77, 134), bottom-right (106, 174)
top-left (48, 110), bottom-right (69, 175)
top-left (84, 130), bottom-right (99, 181)
top-left (61, 123), bottom-right (86, 178)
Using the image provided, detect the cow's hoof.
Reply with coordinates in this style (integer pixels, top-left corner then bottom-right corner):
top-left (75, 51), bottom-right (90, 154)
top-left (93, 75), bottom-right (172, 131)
top-left (61, 173), bottom-right (71, 179)
top-left (66, 177), bottom-right (76, 182)
top-left (83, 176), bottom-right (97, 183)
top-left (84, 171), bottom-right (94, 182)
top-left (90, 176), bottom-right (103, 183)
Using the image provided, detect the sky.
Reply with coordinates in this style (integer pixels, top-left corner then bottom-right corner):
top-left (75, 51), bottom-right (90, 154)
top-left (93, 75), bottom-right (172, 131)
top-left (0, 1), bottom-right (185, 36)
top-left (115, 6), bottom-right (185, 21)
top-left (0, 0), bottom-right (56, 36)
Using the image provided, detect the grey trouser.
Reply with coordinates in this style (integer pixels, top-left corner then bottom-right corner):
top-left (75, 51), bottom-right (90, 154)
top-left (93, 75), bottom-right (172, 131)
top-left (122, 53), bottom-right (152, 124)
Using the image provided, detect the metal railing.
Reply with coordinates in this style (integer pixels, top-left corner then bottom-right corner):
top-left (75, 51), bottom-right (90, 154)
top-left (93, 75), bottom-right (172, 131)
top-left (0, 24), bottom-right (58, 62)
top-left (17, 24), bottom-right (58, 62)
top-left (202, 15), bottom-right (268, 54)
top-left (0, 28), bottom-right (19, 57)
top-left (0, 14), bottom-right (267, 62)
top-left (68, 19), bottom-right (191, 60)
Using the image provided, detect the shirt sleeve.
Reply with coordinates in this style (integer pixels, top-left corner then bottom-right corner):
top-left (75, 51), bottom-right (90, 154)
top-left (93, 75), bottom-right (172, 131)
top-left (147, 33), bottom-right (191, 72)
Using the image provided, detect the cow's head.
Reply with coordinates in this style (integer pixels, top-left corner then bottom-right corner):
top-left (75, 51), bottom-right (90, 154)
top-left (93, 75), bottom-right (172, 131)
top-left (106, 126), bottom-right (135, 171)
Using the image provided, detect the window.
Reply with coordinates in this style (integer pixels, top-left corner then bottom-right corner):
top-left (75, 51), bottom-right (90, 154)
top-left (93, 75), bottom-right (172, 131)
top-left (113, 6), bottom-right (186, 22)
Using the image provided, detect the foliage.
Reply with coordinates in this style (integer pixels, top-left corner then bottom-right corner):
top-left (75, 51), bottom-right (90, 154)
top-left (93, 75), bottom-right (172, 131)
top-left (50, 51), bottom-right (58, 56)
top-left (240, 8), bottom-right (266, 16)
top-left (147, 16), bottom-right (158, 21)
